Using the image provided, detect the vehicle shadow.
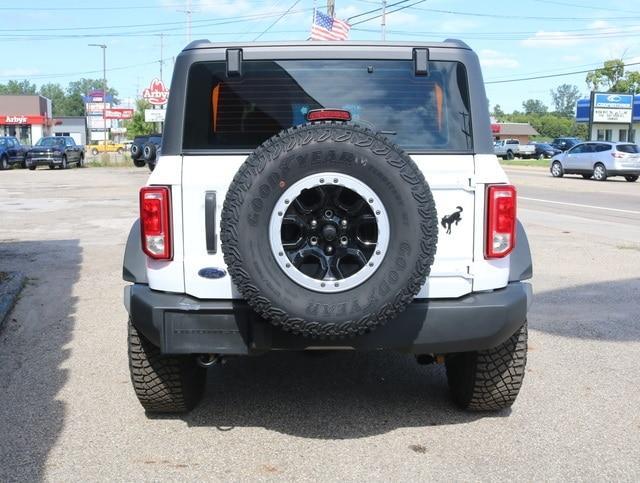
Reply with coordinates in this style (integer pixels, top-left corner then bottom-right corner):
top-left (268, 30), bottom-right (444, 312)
top-left (171, 349), bottom-right (504, 439)
top-left (529, 278), bottom-right (640, 341)
top-left (0, 239), bottom-right (81, 482)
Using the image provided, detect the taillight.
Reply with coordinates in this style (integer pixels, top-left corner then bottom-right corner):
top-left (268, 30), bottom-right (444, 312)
top-left (485, 185), bottom-right (517, 259)
top-left (140, 186), bottom-right (172, 260)
top-left (306, 109), bottom-right (352, 122)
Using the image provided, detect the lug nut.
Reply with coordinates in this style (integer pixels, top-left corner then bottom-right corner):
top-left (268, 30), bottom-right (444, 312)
top-left (311, 219), bottom-right (318, 229)
top-left (326, 245), bottom-right (333, 254)
top-left (324, 209), bottom-right (333, 219)
top-left (310, 236), bottom-right (318, 245)
top-left (341, 219), bottom-right (347, 227)
top-left (340, 236), bottom-right (348, 246)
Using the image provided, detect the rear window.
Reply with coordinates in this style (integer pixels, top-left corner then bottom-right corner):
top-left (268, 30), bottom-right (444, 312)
top-left (183, 59), bottom-right (472, 152)
top-left (616, 144), bottom-right (640, 153)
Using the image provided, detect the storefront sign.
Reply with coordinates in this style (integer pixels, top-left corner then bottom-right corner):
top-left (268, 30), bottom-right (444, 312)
top-left (593, 108), bottom-right (633, 123)
top-left (83, 89), bottom-right (114, 104)
top-left (144, 109), bottom-right (166, 122)
top-left (142, 78), bottom-right (169, 106)
top-left (2, 115), bottom-right (47, 125)
top-left (594, 93), bottom-right (634, 109)
top-left (87, 116), bottom-right (112, 129)
top-left (103, 108), bottom-right (134, 120)
top-left (86, 102), bottom-right (109, 114)
top-left (490, 123), bottom-right (500, 134)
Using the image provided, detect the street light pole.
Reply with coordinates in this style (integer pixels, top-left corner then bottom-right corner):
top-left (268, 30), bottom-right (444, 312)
top-left (89, 44), bottom-right (107, 147)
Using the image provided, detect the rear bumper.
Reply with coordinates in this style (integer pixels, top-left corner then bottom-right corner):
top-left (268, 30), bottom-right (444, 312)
top-left (125, 282), bottom-right (531, 355)
top-left (608, 169), bottom-right (640, 176)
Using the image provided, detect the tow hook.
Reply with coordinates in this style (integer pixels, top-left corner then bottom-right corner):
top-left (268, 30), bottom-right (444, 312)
top-left (197, 354), bottom-right (223, 368)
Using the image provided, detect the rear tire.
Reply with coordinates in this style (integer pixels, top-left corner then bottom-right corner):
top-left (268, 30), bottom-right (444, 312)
top-left (537, 153), bottom-right (545, 160)
top-left (506, 150), bottom-right (514, 160)
top-left (446, 322), bottom-right (527, 411)
top-left (133, 159), bottom-right (146, 168)
top-left (593, 163), bottom-right (607, 181)
top-left (550, 161), bottom-right (563, 177)
top-left (0, 155), bottom-right (8, 170)
top-left (625, 175), bottom-right (638, 182)
top-left (128, 318), bottom-right (206, 413)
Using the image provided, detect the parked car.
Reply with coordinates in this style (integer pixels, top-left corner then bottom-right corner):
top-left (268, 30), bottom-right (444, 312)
top-left (89, 141), bottom-right (125, 155)
top-left (550, 141), bottom-right (640, 181)
top-left (142, 135), bottom-right (162, 171)
top-left (0, 136), bottom-right (29, 169)
top-left (550, 137), bottom-right (582, 152)
top-left (533, 142), bottom-right (561, 159)
top-left (122, 40), bottom-right (532, 414)
top-left (26, 136), bottom-right (85, 170)
top-left (494, 139), bottom-right (535, 159)
top-left (130, 134), bottom-right (161, 168)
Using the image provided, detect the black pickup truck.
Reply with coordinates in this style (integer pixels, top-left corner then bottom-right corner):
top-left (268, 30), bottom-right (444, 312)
top-left (26, 136), bottom-right (85, 170)
top-left (0, 136), bottom-right (29, 169)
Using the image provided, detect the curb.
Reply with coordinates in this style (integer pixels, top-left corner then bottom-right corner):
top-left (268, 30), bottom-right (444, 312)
top-left (0, 271), bottom-right (26, 330)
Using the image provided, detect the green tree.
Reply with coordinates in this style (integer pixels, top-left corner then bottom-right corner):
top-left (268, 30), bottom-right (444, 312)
top-left (123, 99), bottom-right (156, 138)
top-left (492, 104), bottom-right (505, 118)
top-left (586, 59), bottom-right (625, 91)
top-left (550, 84), bottom-right (581, 117)
top-left (0, 80), bottom-right (37, 95)
top-left (522, 99), bottom-right (548, 115)
top-left (39, 83), bottom-right (67, 116)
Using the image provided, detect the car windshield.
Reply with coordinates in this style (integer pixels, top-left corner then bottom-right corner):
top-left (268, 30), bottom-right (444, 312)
top-left (0, 138), bottom-right (7, 147)
top-left (36, 138), bottom-right (64, 147)
top-left (183, 59), bottom-right (473, 152)
top-left (616, 144), bottom-right (640, 153)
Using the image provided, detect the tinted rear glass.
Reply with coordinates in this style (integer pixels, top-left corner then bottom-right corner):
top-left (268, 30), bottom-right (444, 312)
top-left (183, 60), bottom-right (472, 152)
top-left (616, 144), bottom-right (640, 153)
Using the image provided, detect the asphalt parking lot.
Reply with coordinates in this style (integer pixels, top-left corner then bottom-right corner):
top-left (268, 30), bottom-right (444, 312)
top-left (1, 166), bottom-right (639, 480)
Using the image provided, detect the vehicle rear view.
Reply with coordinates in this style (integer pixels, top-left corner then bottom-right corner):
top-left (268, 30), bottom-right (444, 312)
top-left (550, 141), bottom-right (640, 181)
top-left (123, 41), bottom-right (532, 414)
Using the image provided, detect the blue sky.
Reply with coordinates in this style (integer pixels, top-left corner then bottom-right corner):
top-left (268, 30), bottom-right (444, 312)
top-left (2, 0), bottom-right (640, 112)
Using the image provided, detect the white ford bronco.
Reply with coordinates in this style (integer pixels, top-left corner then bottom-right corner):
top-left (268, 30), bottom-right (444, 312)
top-left (123, 40), bottom-right (533, 414)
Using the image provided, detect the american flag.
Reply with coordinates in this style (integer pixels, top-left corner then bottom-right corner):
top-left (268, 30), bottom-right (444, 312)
top-left (310, 10), bottom-right (351, 41)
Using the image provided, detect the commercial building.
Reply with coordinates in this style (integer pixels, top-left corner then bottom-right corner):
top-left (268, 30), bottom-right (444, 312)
top-left (490, 122), bottom-right (539, 144)
top-left (576, 93), bottom-right (639, 142)
top-left (51, 117), bottom-right (87, 145)
top-left (0, 95), bottom-right (52, 145)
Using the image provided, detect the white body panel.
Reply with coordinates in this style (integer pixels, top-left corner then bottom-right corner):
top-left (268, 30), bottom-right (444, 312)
top-left (147, 155), bottom-right (509, 299)
top-left (146, 153), bottom-right (512, 299)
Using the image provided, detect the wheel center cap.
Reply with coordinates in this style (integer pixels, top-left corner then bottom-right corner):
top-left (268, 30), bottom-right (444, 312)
top-left (322, 224), bottom-right (337, 241)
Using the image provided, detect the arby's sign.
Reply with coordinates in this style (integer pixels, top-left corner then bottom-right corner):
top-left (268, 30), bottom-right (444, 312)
top-left (142, 78), bottom-right (169, 106)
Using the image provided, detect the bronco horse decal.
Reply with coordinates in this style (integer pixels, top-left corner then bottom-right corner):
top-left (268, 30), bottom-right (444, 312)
top-left (441, 206), bottom-right (463, 234)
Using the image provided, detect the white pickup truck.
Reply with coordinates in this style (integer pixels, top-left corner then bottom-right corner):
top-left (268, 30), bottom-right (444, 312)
top-left (494, 139), bottom-right (536, 160)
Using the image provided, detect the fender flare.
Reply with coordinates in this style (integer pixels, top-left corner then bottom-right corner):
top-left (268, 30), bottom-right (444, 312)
top-left (123, 219), bottom-right (148, 284)
top-left (509, 219), bottom-right (533, 282)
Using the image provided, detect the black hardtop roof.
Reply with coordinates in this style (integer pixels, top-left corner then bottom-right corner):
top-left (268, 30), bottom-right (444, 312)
top-left (182, 39), bottom-right (471, 51)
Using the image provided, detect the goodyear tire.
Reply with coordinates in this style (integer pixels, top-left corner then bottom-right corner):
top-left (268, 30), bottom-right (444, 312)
top-left (131, 144), bottom-right (141, 160)
top-left (221, 122), bottom-right (438, 339)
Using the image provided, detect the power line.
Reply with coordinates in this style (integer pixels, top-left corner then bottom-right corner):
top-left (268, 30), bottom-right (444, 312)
top-left (346, 0), bottom-right (410, 22)
top-left (350, 0), bottom-right (428, 26)
top-left (407, 6), bottom-right (640, 21)
top-left (253, 0), bottom-right (302, 40)
top-left (530, 0), bottom-right (640, 14)
top-left (485, 61), bottom-right (640, 84)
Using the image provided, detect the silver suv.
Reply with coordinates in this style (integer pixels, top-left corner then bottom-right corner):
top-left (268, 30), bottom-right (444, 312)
top-left (550, 141), bottom-right (640, 182)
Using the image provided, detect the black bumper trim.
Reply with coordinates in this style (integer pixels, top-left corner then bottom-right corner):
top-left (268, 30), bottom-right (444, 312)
top-left (126, 282), bottom-right (531, 355)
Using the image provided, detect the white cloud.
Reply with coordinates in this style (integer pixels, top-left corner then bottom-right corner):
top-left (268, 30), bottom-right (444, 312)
top-left (561, 55), bottom-right (582, 63)
top-left (521, 31), bottom-right (585, 47)
top-left (479, 49), bottom-right (519, 69)
top-left (0, 68), bottom-right (40, 77)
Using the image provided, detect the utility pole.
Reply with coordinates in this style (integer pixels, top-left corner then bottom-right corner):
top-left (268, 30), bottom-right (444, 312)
top-left (178, 0), bottom-right (193, 43)
top-left (381, 0), bottom-right (387, 40)
top-left (89, 43), bottom-right (107, 146)
top-left (327, 0), bottom-right (335, 17)
top-left (159, 33), bottom-right (164, 81)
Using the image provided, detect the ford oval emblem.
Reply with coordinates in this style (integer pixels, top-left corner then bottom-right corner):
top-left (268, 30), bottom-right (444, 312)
top-left (607, 95), bottom-right (621, 102)
top-left (198, 267), bottom-right (227, 279)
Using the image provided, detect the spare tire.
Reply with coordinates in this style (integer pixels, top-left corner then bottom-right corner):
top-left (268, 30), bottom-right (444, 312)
top-left (221, 122), bottom-right (438, 339)
top-left (131, 144), bottom-right (141, 160)
top-left (143, 143), bottom-right (156, 161)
